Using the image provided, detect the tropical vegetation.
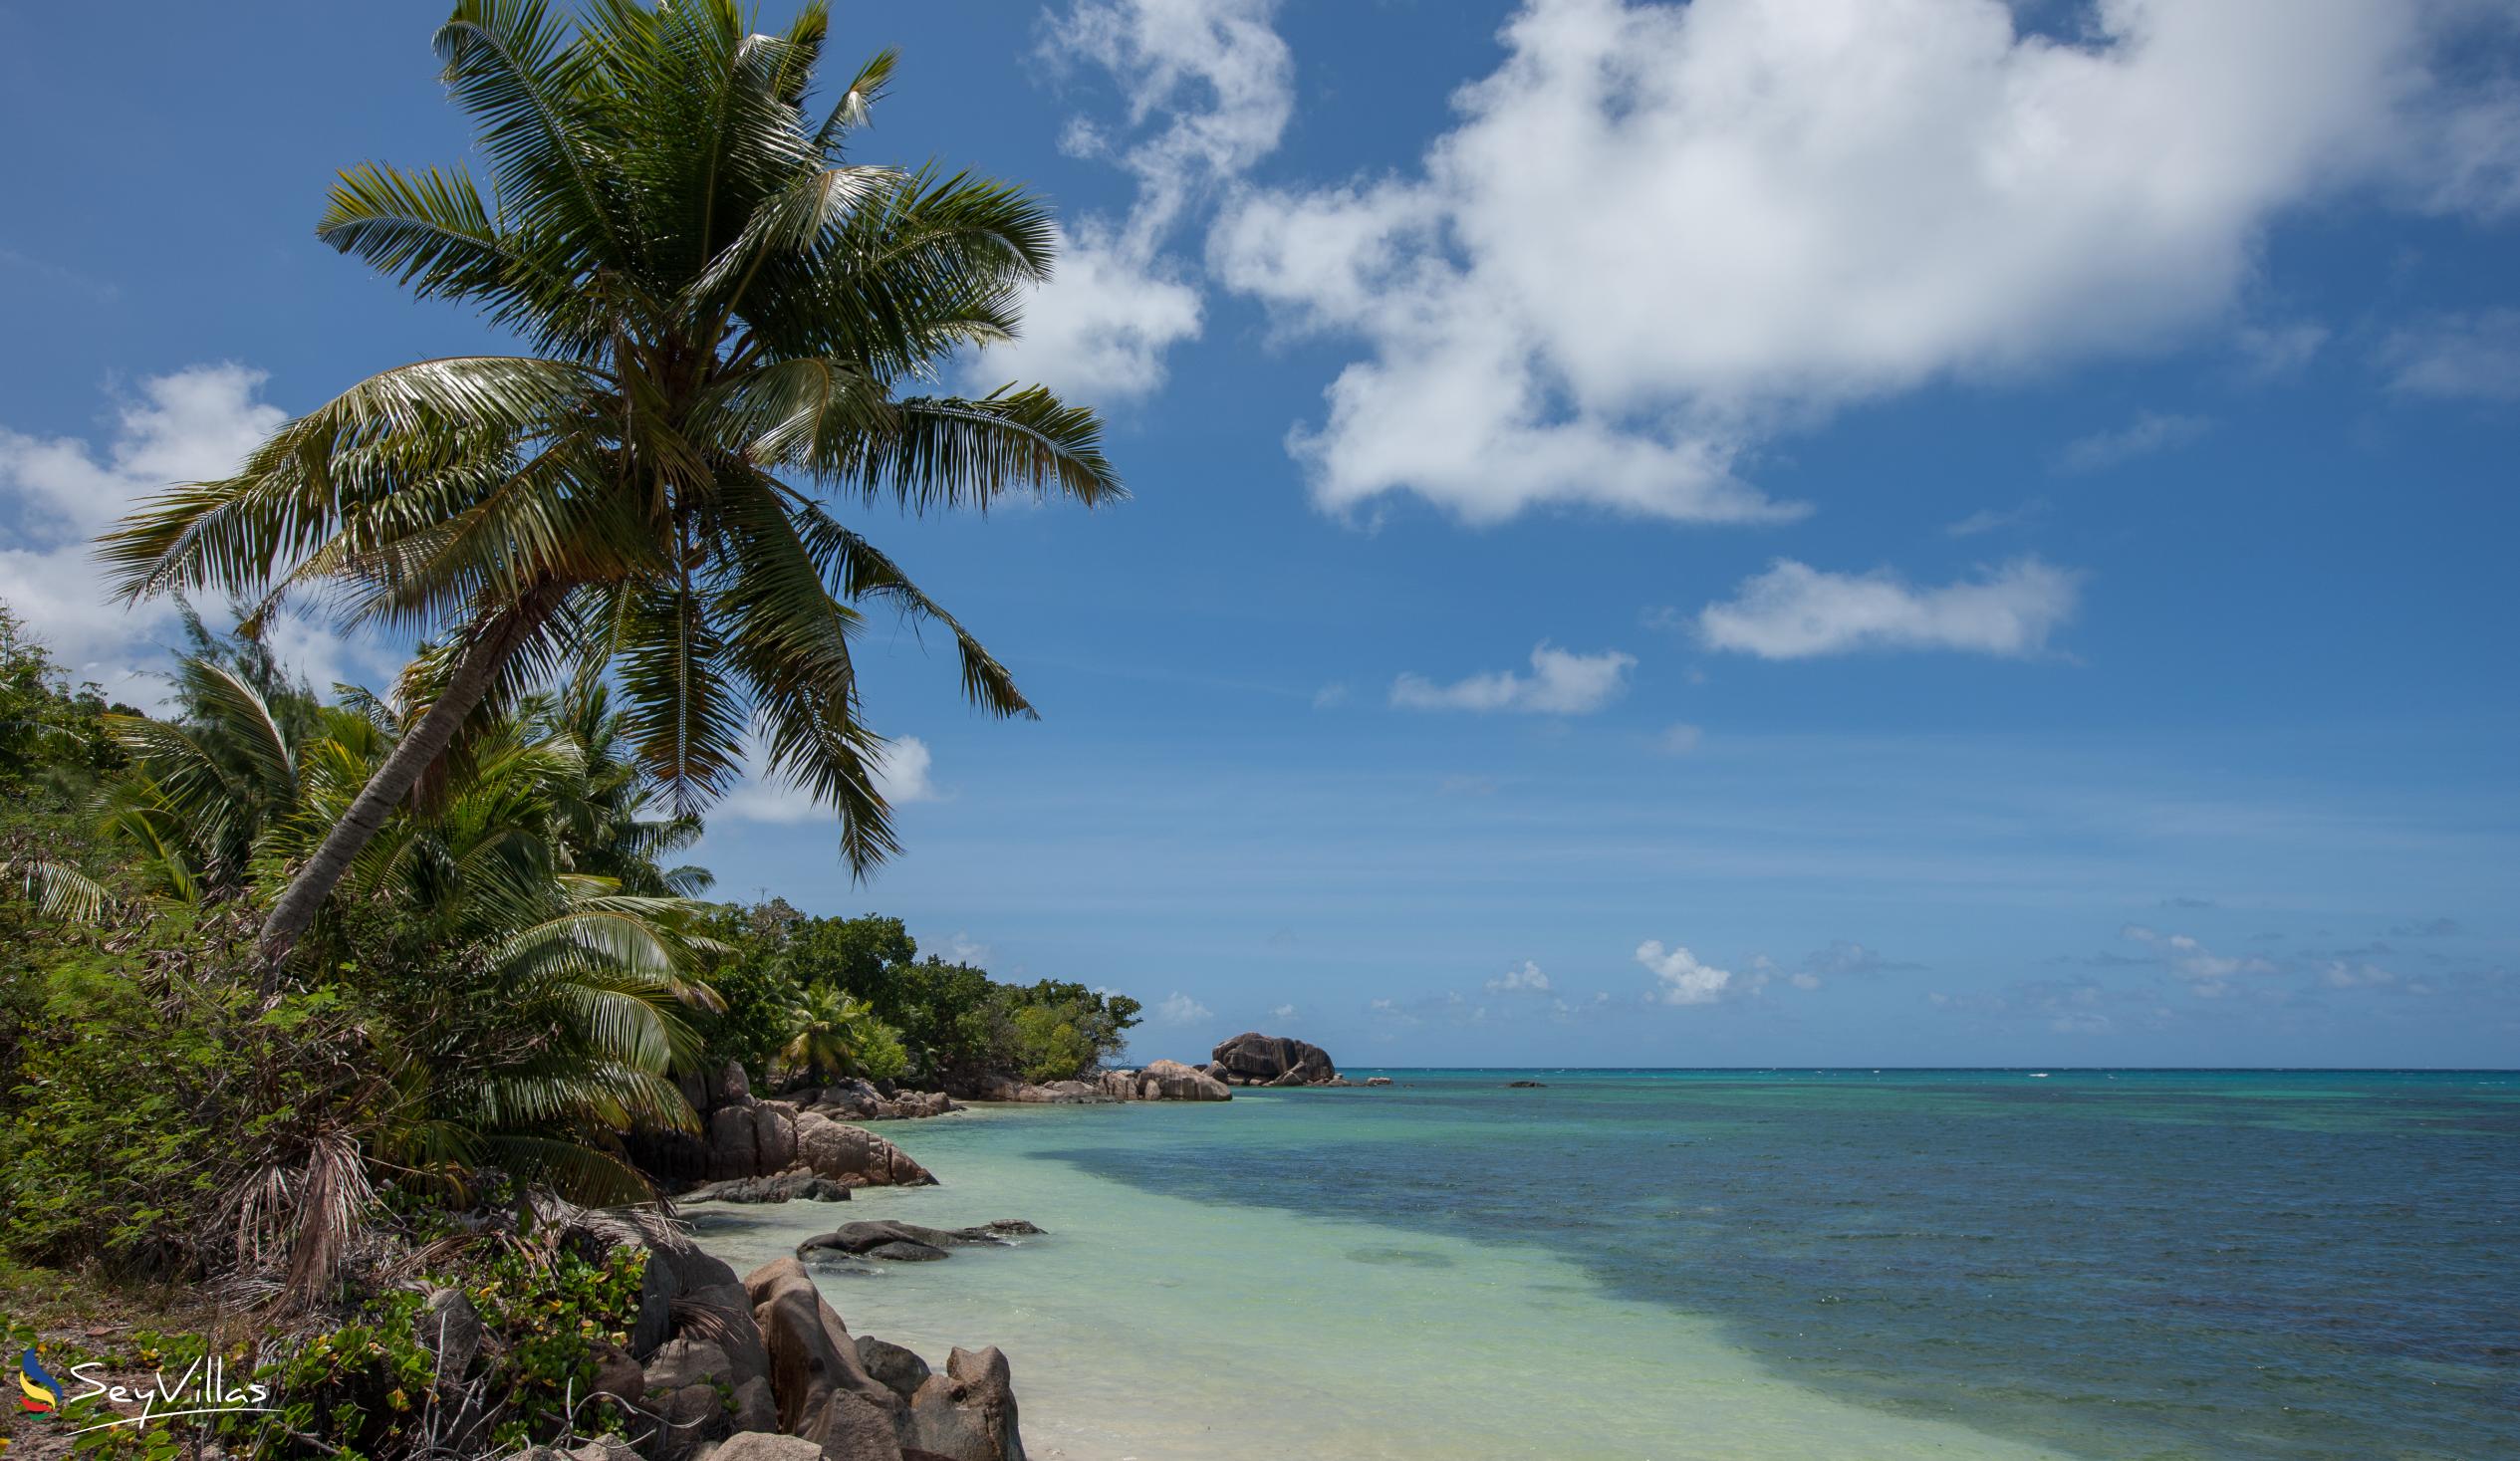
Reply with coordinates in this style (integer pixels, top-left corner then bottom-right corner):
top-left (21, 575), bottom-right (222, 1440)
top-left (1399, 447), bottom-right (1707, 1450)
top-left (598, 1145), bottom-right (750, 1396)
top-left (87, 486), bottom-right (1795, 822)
top-left (3, 7), bottom-right (1140, 1454)
top-left (99, 0), bottom-right (1122, 970)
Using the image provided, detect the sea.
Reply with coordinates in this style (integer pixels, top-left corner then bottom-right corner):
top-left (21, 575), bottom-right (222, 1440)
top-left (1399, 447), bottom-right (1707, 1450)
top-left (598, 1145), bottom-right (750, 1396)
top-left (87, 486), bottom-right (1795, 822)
top-left (686, 1069), bottom-right (2519, 1460)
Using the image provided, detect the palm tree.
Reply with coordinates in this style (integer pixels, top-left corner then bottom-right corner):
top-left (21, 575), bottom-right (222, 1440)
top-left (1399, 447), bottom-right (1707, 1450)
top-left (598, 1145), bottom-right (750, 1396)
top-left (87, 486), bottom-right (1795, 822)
top-left (779, 986), bottom-right (885, 1085)
top-left (101, 0), bottom-right (1122, 968)
top-left (98, 647), bottom-right (728, 1299)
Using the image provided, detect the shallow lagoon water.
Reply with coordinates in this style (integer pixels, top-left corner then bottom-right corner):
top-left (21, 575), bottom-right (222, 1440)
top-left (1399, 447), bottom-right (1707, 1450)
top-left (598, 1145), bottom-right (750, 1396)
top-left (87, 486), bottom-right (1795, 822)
top-left (689, 1071), bottom-right (2518, 1460)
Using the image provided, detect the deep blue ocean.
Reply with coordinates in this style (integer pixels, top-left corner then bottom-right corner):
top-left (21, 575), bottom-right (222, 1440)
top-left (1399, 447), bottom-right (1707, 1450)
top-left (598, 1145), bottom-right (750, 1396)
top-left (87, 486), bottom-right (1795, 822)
top-left (1032, 1069), bottom-right (2519, 1459)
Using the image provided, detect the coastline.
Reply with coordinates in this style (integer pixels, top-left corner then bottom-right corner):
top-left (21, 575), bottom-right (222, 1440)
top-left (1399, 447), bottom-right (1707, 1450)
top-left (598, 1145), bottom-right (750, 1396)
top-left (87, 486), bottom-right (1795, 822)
top-left (685, 1095), bottom-right (2075, 1461)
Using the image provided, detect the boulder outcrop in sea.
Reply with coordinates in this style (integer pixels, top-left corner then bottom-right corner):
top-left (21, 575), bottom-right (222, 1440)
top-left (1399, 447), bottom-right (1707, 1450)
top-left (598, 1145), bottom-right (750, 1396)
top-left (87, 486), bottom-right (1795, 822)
top-left (1210, 1032), bottom-right (1348, 1087)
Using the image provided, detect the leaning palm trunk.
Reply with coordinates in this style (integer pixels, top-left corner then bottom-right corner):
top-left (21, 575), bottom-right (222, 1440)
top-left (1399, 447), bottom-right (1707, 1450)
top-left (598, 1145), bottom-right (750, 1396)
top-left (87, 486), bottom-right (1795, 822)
top-left (258, 598), bottom-right (542, 964)
top-left (101, 2), bottom-right (1123, 969)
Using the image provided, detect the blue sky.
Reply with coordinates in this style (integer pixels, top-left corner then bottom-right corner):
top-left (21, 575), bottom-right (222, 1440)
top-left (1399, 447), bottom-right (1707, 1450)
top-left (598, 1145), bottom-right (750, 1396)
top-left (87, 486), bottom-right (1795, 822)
top-left (3, 0), bottom-right (2516, 1067)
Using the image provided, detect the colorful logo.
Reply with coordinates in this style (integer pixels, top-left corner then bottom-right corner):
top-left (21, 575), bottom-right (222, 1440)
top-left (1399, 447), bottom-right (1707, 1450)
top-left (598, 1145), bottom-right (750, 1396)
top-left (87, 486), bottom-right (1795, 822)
top-left (16, 1350), bottom-right (62, 1414)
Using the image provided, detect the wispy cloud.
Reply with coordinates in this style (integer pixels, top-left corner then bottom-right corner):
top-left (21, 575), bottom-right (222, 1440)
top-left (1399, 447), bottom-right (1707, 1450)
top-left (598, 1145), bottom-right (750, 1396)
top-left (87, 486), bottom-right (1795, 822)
top-left (1391, 642), bottom-right (1636, 714)
top-left (1153, 991), bottom-right (1215, 1025)
top-left (1943, 499), bottom-right (2048, 538)
top-left (1698, 559), bottom-right (2082, 660)
top-left (981, 0), bottom-right (1294, 398)
top-left (2379, 310), bottom-right (2520, 402)
top-left (2055, 411), bottom-right (2211, 474)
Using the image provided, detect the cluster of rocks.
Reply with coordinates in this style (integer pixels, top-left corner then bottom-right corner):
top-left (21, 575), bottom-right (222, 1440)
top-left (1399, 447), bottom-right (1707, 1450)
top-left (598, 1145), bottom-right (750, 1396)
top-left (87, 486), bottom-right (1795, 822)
top-left (465, 1208), bottom-right (1027, 1461)
top-left (632, 1065), bottom-right (940, 1199)
top-left (953, 1035), bottom-right (1378, 1106)
top-left (783, 1079), bottom-right (960, 1122)
top-left (798, 1220), bottom-right (1047, 1271)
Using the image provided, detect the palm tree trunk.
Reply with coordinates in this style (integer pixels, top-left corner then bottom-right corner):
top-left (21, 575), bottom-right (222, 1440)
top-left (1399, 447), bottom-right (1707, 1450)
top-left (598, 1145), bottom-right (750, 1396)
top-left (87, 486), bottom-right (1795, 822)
top-left (256, 601), bottom-right (544, 968)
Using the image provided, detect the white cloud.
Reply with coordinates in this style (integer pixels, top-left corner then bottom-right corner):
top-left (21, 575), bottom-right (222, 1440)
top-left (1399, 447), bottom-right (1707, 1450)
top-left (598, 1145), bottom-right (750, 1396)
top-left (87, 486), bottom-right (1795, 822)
top-left (2379, 309), bottom-right (2520, 401)
top-left (1636, 939), bottom-right (1733, 1006)
top-left (1655, 721), bottom-right (1703, 755)
top-left (1390, 642), bottom-right (1636, 713)
top-left (1213, 0), bottom-right (2507, 524)
top-left (1698, 558), bottom-right (2081, 659)
top-left (1154, 991), bottom-right (1215, 1025)
top-left (1485, 960), bottom-right (1552, 993)
top-left (2320, 961), bottom-right (2399, 989)
top-left (2055, 411), bottom-right (2211, 474)
top-left (979, 0), bottom-right (1293, 398)
top-left (718, 735), bottom-right (939, 823)
top-left (1268, 1002), bottom-right (1298, 1019)
top-left (1943, 500), bottom-right (2047, 538)
top-left (2121, 923), bottom-right (2278, 995)
top-left (0, 365), bottom-right (288, 701)
top-left (2232, 321), bottom-right (2330, 379)
top-left (971, 223), bottom-right (1202, 399)
top-left (944, 932), bottom-right (993, 965)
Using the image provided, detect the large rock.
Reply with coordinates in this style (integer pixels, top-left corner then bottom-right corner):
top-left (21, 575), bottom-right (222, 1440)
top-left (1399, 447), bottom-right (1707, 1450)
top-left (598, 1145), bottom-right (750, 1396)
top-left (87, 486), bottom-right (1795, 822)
top-left (742, 1257), bottom-right (897, 1438)
top-left (901, 1346), bottom-right (1025, 1461)
top-left (814, 1389), bottom-right (906, 1461)
top-left (1211, 1032), bottom-right (1339, 1086)
top-left (1119, 1060), bottom-right (1231, 1101)
top-left (790, 1109), bottom-right (938, 1188)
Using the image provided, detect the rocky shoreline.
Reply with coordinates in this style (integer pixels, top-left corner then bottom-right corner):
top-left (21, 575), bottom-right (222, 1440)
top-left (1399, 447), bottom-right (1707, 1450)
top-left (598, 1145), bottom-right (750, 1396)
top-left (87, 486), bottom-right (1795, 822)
top-left (548, 1034), bottom-right (1367, 1460)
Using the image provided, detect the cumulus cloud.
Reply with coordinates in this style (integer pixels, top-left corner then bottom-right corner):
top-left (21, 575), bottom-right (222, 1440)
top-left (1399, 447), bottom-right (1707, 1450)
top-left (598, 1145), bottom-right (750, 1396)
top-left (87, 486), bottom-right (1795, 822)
top-left (1655, 721), bottom-right (1703, 755)
top-left (0, 365), bottom-right (292, 702)
top-left (718, 736), bottom-right (939, 823)
top-left (1153, 991), bottom-right (1216, 1025)
top-left (1485, 960), bottom-right (1553, 994)
top-left (1636, 940), bottom-right (1732, 1005)
top-left (2379, 310), bottom-right (2520, 401)
top-left (1268, 1002), bottom-right (1298, 1020)
top-left (1212, 0), bottom-right (2510, 524)
top-left (1698, 558), bottom-right (2081, 659)
top-left (2055, 410), bottom-right (2211, 474)
top-left (1390, 642), bottom-right (1636, 713)
top-left (978, 0), bottom-right (1292, 398)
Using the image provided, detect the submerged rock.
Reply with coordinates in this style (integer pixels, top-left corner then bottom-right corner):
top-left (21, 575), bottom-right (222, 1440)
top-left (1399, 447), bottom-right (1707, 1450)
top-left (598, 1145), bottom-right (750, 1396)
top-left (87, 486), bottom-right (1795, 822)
top-left (796, 1220), bottom-right (1045, 1263)
top-left (1506, 1080), bottom-right (1547, 1088)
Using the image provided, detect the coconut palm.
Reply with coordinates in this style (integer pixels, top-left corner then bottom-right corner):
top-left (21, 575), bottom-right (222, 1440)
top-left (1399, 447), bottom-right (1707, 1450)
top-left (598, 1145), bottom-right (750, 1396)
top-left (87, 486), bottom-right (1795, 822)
top-left (778, 986), bottom-right (888, 1085)
top-left (97, 648), bottom-right (727, 1298)
top-left (100, 0), bottom-right (1122, 967)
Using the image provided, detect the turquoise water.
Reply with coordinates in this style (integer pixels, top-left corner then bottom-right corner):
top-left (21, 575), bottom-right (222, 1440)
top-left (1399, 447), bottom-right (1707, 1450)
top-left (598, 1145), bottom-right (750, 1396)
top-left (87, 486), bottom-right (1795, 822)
top-left (689, 1070), bottom-right (2519, 1460)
